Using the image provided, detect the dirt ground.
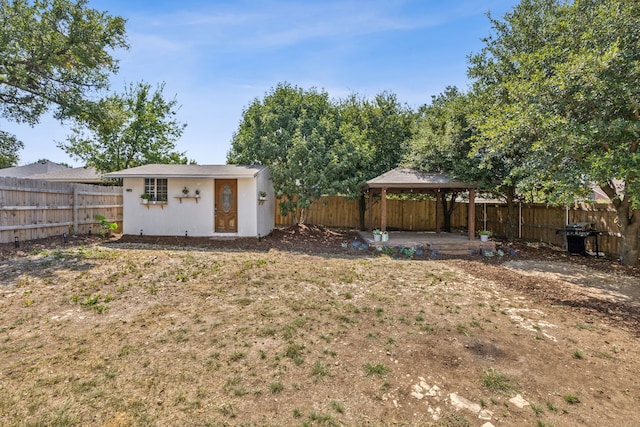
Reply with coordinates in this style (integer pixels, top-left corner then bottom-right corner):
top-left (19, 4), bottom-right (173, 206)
top-left (0, 225), bottom-right (639, 426)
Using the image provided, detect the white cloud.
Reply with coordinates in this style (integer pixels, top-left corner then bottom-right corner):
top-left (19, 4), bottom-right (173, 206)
top-left (124, 1), bottom-right (449, 52)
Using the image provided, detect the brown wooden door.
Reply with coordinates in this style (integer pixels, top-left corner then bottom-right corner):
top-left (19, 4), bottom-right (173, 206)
top-left (215, 179), bottom-right (238, 232)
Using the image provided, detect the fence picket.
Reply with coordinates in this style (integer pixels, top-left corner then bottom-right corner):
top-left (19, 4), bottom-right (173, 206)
top-left (0, 177), bottom-right (123, 243)
top-left (273, 196), bottom-right (634, 260)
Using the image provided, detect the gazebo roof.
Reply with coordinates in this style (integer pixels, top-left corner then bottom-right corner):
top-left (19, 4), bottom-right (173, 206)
top-left (364, 167), bottom-right (476, 192)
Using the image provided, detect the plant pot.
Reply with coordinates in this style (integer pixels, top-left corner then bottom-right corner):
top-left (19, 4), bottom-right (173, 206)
top-left (480, 234), bottom-right (489, 242)
top-left (373, 234), bottom-right (381, 242)
top-left (142, 199), bottom-right (148, 204)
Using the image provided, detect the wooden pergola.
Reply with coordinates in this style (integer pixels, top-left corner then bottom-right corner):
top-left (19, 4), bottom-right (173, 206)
top-left (363, 168), bottom-right (477, 240)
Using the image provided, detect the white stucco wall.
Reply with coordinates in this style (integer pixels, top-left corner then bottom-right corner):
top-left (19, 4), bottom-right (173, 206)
top-left (122, 177), bottom-right (215, 237)
top-left (235, 178), bottom-right (256, 237)
top-left (256, 169), bottom-right (275, 238)
top-left (121, 169), bottom-right (274, 237)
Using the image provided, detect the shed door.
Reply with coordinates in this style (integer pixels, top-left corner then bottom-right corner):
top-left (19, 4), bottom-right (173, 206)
top-left (215, 179), bottom-right (237, 233)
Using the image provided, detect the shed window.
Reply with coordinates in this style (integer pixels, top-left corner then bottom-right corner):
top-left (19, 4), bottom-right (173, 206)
top-left (144, 178), bottom-right (168, 201)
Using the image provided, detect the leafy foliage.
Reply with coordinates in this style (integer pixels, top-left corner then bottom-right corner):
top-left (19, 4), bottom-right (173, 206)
top-left (336, 92), bottom-right (415, 197)
top-left (228, 83), bottom-right (414, 222)
top-left (403, 87), bottom-right (480, 232)
top-left (0, 130), bottom-right (22, 168)
top-left (59, 82), bottom-right (189, 172)
top-left (0, 0), bottom-right (127, 161)
top-left (468, 0), bottom-right (640, 262)
top-left (228, 83), bottom-right (338, 221)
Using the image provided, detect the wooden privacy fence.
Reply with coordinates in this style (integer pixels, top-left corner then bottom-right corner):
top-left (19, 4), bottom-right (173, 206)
top-left (274, 196), bottom-right (471, 230)
top-left (275, 195), bottom-right (633, 259)
top-left (0, 177), bottom-right (123, 244)
top-left (477, 201), bottom-right (622, 257)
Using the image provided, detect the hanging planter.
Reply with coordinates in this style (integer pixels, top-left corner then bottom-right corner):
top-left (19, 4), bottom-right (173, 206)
top-left (258, 191), bottom-right (267, 204)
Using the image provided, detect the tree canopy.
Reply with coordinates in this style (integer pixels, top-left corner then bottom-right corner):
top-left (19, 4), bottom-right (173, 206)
top-left (0, 0), bottom-right (127, 165)
top-left (228, 83), bottom-right (340, 222)
top-left (0, 130), bottom-right (21, 168)
top-left (468, 0), bottom-right (640, 263)
top-left (402, 87), bottom-right (482, 232)
top-left (404, 87), bottom-right (479, 182)
top-left (336, 92), bottom-right (415, 197)
top-left (58, 81), bottom-right (189, 172)
top-left (228, 83), bottom-right (415, 223)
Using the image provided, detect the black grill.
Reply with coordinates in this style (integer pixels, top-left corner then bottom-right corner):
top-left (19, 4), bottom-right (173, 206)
top-left (556, 222), bottom-right (600, 256)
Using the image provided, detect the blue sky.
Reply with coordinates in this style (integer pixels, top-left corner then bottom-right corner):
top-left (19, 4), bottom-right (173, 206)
top-left (8, 0), bottom-right (520, 167)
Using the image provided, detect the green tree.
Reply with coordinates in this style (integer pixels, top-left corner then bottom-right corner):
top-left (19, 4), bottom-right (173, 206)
top-left (0, 0), bottom-right (127, 161)
top-left (59, 82), bottom-right (189, 172)
top-left (469, 0), bottom-right (640, 263)
top-left (466, 84), bottom-right (537, 241)
top-left (228, 83), bottom-right (340, 223)
top-left (228, 84), bottom-right (415, 225)
top-left (403, 87), bottom-right (480, 232)
top-left (336, 92), bottom-right (415, 228)
top-left (0, 130), bottom-right (22, 168)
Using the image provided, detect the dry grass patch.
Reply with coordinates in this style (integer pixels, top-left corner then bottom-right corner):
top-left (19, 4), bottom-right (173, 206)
top-left (0, 242), bottom-right (638, 426)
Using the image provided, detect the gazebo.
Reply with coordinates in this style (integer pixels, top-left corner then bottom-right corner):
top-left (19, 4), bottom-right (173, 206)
top-left (364, 167), bottom-right (477, 240)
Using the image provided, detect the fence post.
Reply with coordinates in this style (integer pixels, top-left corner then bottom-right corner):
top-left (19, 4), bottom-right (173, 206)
top-left (519, 202), bottom-right (522, 238)
top-left (483, 202), bottom-right (487, 231)
top-left (73, 184), bottom-right (79, 235)
top-left (468, 189), bottom-right (476, 240)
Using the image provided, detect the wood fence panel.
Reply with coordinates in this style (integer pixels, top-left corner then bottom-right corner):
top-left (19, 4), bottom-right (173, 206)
top-left (523, 204), bottom-right (565, 246)
top-left (305, 196), bottom-right (360, 228)
top-left (450, 201), bottom-right (468, 230)
top-left (272, 195), bottom-right (636, 261)
top-left (0, 177), bottom-right (123, 244)
top-left (568, 203), bottom-right (620, 255)
top-left (400, 200), bottom-right (425, 230)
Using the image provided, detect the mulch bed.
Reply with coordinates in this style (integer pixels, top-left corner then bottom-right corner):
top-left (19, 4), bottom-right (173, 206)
top-left (2, 225), bottom-right (638, 279)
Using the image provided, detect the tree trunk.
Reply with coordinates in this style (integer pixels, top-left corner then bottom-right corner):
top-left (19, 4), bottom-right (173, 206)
top-left (601, 182), bottom-right (639, 265)
top-left (613, 200), bottom-right (639, 265)
top-left (297, 208), bottom-right (307, 225)
top-left (505, 187), bottom-right (516, 241)
top-left (440, 192), bottom-right (459, 233)
top-left (359, 193), bottom-right (367, 231)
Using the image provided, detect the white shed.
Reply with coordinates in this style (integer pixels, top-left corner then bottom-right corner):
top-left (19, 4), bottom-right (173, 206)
top-left (104, 164), bottom-right (274, 238)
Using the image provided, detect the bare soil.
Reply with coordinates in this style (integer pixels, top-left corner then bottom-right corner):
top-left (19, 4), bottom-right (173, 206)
top-left (0, 225), bottom-right (639, 426)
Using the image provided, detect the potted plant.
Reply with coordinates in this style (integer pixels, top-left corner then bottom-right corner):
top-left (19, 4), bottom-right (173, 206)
top-left (194, 189), bottom-right (200, 198)
top-left (140, 193), bottom-right (151, 204)
top-left (258, 191), bottom-right (267, 201)
top-left (373, 229), bottom-right (382, 242)
top-left (479, 230), bottom-right (491, 242)
top-left (182, 186), bottom-right (189, 196)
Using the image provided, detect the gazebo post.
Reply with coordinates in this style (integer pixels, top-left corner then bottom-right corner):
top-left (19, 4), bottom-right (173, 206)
top-left (435, 189), bottom-right (441, 233)
top-left (380, 187), bottom-right (387, 232)
top-left (367, 191), bottom-right (373, 231)
top-left (468, 189), bottom-right (476, 240)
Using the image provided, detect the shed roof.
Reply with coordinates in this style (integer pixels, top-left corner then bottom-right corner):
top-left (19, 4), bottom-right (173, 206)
top-left (365, 167), bottom-right (475, 191)
top-left (104, 164), bottom-right (267, 179)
